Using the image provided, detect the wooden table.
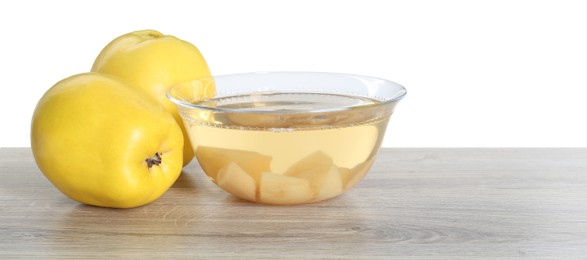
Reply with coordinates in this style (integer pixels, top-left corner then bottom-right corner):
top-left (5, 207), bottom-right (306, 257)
top-left (1, 148), bottom-right (586, 259)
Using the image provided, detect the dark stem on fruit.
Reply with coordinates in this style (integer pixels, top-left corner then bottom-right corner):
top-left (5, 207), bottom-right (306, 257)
top-left (146, 153), bottom-right (162, 168)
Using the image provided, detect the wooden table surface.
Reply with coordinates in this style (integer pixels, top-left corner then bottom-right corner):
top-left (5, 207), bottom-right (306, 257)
top-left (1, 148), bottom-right (586, 259)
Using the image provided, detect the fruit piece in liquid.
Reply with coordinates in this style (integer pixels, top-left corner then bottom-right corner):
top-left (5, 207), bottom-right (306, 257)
top-left (183, 93), bottom-right (389, 204)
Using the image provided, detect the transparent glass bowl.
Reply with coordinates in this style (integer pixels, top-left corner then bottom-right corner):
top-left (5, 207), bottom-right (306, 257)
top-left (168, 72), bottom-right (406, 205)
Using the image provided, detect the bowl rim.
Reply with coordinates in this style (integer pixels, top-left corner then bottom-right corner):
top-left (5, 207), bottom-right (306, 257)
top-left (166, 71), bottom-right (407, 115)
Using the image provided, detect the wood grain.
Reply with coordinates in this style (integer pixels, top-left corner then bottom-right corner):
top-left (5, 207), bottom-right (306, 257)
top-left (1, 148), bottom-right (586, 259)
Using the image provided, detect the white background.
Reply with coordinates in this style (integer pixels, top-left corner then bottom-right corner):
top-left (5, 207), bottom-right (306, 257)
top-left (1, 0), bottom-right (586, 148)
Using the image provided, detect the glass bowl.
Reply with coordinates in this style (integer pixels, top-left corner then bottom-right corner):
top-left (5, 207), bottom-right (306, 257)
top-left (167, 72), bottom-right (406, 205)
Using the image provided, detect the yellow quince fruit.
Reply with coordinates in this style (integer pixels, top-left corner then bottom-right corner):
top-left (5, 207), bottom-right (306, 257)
top-left (91, 29), bottom-right (214, 166)
top-left (31, 73), bottom-right (184, 208)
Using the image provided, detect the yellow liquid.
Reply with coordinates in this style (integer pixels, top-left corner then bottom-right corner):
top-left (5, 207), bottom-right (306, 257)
top-left (182, 93), bottom-right (390, 205)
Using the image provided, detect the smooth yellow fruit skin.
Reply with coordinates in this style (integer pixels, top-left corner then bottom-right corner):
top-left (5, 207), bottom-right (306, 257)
top-left (31, 73), bottom-right (184, 208)
top-left (91, 29), bottom-right (213, 166)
